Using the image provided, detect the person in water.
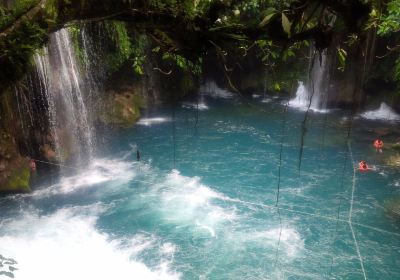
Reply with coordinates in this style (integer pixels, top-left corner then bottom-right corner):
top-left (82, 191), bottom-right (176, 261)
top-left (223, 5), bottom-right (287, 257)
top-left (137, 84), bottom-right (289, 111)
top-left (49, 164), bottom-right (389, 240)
top-left (359, 160), bottom-right (369, 171)
top-left (374, 139), bottom-right (383, 153)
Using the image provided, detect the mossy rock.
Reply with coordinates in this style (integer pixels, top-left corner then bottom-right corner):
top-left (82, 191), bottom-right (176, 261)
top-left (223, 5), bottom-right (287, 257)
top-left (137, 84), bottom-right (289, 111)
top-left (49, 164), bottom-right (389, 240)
top-left (390, 143), bottom-right (400, 152)
top-left (386, 154), bottom-right (400, 167)
top-left (99, 91), bottom-right (145, 128)
top-left (1, 160), bottom-right (31, 193)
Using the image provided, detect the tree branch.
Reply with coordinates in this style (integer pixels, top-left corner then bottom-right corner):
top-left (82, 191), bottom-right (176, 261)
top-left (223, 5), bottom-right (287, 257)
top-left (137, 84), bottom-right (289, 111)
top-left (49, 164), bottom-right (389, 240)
top-left (0, 0), bottom-right (48, 38)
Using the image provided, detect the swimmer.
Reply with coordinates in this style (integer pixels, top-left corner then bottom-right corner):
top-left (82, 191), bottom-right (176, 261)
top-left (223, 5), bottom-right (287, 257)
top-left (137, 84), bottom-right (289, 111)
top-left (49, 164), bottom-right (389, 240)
top-left (374, 139), bottom-right (383, 153)
top-left (136, 149), bottom-right (140, 161)
top-left (359, 160), bottom-right (369, 171)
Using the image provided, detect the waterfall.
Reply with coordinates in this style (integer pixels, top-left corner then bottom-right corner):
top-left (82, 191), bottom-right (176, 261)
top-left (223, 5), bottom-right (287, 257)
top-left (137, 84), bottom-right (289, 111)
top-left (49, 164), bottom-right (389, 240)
top-left (289, 49), bottom-right (331, 112)
top-left (34, 28), bottom-right (96, 166)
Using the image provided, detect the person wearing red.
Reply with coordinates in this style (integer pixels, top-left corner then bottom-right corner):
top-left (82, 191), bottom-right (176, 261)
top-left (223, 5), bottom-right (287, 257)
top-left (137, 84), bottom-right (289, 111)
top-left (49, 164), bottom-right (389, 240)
top-left (29, 159), bottom-right (36, 172)
top-left (359, 160), bottom-right (369, 171)
top-left (374, 139), bottom-right (383, 153)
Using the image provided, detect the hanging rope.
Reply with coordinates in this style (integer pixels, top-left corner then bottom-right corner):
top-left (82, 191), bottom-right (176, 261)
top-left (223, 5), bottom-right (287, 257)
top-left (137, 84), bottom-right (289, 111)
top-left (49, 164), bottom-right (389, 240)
top-left (298, 50), bottom-right (317, 174)
top-left (172, 95), bottom-right (176, 170)
top-left (274, 100), bottom-right (289, 268)
top-left (329, 111), bottom-right (352, 276)
top-left (276, 101), bottom-right (289, 206)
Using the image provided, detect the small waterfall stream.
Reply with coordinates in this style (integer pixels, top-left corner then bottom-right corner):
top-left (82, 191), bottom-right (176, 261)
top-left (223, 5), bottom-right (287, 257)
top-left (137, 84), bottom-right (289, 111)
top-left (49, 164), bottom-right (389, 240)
top-left (34, 28), bottom-right (96, 166)
top-left (289, 49), bottom-right (331, 112)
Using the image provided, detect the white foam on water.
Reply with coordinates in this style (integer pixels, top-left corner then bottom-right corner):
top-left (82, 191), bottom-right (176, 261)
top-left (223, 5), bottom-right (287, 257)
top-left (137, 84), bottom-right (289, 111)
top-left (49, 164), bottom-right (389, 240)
top-left (225, 226), bottom-right (304, 261)
top-left (199, 81), bottom-right (234, 99)
top-left (181, 102), bottom-right (209, 111)
top-left (137, 117), bottom-right (171, 126)
top-left (0, 206), bottom-right (180, 280)
top-left (360, 102), bottom-right (400, 121)
top-left (154, 170), bottom-right (237, 237)
top-left (195, 221), bottom-right (216, 237)
top-left (252, 94), bottom-right (261, 98)
top-left (261, 97), bottom-right (272, 103)
top-left (162, 170), bottom-right (230, 207)
top-left (263, 227), bottom-right (304, 258)
top-left (160, 243), bottom-right (177, 255)
top-left (32, 158), bottom-right (135, 197)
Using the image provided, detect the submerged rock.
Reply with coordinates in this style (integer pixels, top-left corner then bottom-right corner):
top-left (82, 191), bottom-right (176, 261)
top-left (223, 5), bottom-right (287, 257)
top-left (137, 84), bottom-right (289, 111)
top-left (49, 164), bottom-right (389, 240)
top-left (40, 143), bottom-right (57, 162)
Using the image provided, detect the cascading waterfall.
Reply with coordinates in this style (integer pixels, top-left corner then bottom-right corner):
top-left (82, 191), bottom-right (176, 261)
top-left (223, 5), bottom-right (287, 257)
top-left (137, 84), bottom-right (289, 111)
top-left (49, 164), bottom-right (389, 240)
top-left (34, 28), bottom-right (96, 166)
top-left (289, 49), bottom-right (331, 112)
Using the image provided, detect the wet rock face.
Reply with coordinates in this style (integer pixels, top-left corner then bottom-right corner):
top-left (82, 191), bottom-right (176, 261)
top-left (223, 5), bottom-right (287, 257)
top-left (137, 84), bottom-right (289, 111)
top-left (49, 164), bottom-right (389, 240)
top-left (40, 143), bottom-right (57, 162)
top-left (0, 133), bottom-right (31, 193)
top-left (99, 87), bottom-right (146, 128)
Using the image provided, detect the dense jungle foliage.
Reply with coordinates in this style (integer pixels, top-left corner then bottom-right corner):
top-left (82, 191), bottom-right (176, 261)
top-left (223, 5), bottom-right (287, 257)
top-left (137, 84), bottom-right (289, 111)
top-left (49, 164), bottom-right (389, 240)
top-left (0, 0), bottom-right (400, 95)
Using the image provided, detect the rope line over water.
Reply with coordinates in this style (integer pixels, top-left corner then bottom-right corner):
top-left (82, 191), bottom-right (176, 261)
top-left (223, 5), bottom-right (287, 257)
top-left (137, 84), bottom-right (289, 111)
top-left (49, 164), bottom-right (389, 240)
top-left (31, 159), bottom-right (80, 170)
top-left (347, 141), bottom-right (367, 280)
top-left (234, 198), bottom-right (400, 238)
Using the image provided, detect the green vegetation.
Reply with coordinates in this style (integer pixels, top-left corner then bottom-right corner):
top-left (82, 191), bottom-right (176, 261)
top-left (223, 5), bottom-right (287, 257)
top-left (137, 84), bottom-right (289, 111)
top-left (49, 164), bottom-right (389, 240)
top-left (1, 0), bottom-right (400, 93)
top-left (2, 160), bottom-right (31, 192)
top-left (2, 0), bottom-right (400, 193)
top-left (0, 0), bottom-right (39, 30)
top-left (104, 21), bottom-right (135, 73)
top-left (0, 0), bottom-right (57, 90)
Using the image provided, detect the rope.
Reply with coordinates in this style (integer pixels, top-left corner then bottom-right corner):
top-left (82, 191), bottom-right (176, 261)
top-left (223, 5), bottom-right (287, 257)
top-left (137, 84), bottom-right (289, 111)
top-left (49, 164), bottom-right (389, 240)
top-left (31, 158), bottom-right (80, 170)
top-left (298, 49), bottom-right (317, 174)
top-left (274, 206), bottom-right (282, 268)
top-left (274, 100), bottom-right (289, 268)
top-left (172, 98), bottom-right (176, 170)
top-left (232, 198), bottom-right (400, 238)
top-left (276, 101), bottom-right (289, 206)
top-left (329, 110), bottom-right (352, 277)
top-left (347, 140), bottom-right (367, 280)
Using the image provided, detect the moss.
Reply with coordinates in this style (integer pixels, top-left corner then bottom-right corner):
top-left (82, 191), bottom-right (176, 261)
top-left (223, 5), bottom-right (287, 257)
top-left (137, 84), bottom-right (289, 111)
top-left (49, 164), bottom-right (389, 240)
top-left (386, 154), bottom-right (400, 167)
top-left (2, 161), bottom-right (31, 193)
top-left (0, 89), bottom-right (14, 128)
top-left (99, 92), bottom-right (145, 128)
top-left (0, 0), bottom-right (58, 89)
top-left (390, 143), bottom-right (400, 151)
top-left (104, 21), bottom-right (135, 73)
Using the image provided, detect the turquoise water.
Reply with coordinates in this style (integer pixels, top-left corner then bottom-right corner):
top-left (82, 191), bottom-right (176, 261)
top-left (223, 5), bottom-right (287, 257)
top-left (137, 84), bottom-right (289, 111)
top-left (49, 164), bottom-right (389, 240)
top-left (1, 95), bottom-right (400, 279)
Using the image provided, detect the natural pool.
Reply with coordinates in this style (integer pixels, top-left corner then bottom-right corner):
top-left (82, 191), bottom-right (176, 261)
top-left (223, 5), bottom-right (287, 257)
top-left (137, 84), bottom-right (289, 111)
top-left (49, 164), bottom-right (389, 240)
top-left (1, 93), bottom-right (400, 279)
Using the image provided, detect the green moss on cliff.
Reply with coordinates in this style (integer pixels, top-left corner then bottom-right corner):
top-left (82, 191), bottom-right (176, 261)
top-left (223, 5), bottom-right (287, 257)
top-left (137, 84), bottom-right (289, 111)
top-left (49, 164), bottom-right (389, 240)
top-left (2, 161), bottom-right (31, 192)
top-left (104, 21), bottom-right (135, 73)
top-left (386, 154), bottom-right (400, 167)
top-left (99, 91), bottom-right (145, 128)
